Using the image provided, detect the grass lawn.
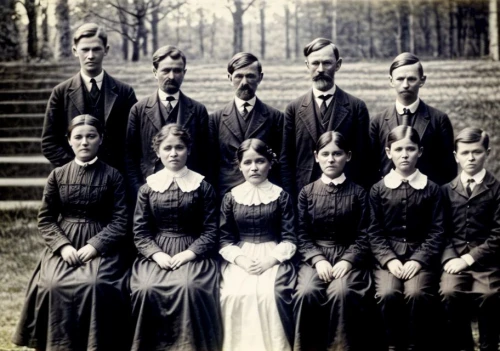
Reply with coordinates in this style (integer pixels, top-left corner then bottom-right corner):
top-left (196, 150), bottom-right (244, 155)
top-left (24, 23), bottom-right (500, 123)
top-left (1, 59), bottom-right (498, 350)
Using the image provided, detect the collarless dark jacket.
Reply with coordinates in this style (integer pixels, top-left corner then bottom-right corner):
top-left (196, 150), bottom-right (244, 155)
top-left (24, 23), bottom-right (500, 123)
top-left (41, 72), bottom-right (137, 173)
top-left (369, 100), bottom-right (456, 186)
top-left (125, 91), bottom-right (209, 195)
top-left (208, 98), bottom-right (283, 198)
top-left (280, 87), bottom-right (371, 198)
top-left (441, 171), bottom-right (500, 267)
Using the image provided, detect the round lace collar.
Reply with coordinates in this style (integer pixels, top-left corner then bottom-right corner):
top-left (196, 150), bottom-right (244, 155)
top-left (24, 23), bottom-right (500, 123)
top-left (231, 180), bottom-right (282, 206)
top-left (146, 166), bottom-right (204, 193)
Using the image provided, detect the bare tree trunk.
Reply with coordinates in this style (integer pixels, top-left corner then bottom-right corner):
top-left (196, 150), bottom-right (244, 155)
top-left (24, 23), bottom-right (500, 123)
top-left (490, 0), bottom-right (499, 60)
top-left (26, 0), bottom-right (38, 59)
top-left (433, 0), bottom-right (442, 57)
top-left (55, 0), bottom-right (71, 59)
top-left (294, 0), bottom-right (300, 59)
top-left (368, 0), bottom-right (374, 58)
top-left (176, 7), bottom-right (181, 45)
top-left (232, 4), bottom-right (244, 53)
top-left (409, 0), bottom-right (415, 53)
top-left (151, 7), bottom-right (159, 53)
top-left (260, 0), bottom-right (265, 59)
top-left (198, 7), bottom-right (205, 58)
top-left (210, 13), bottom-right (216, 58)
top-left (331, 0), bottom-right (337, 43)
top-left (117, 7), bottom-right (129, 60)
top-left (141, 29), bottom-right (148, 56)
top-left (285, 3), bottom-right (290, 59)
top-left (0, 0), bottom-right (20, 61)
top-left (186, 11), bottom-right (192, 47)
top-left (449, 0), bottom-right (456, 57)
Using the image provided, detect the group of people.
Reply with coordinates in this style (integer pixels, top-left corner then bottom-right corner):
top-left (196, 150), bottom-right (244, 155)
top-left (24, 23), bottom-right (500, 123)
top-left (10, 22), bottom-right (500, 351)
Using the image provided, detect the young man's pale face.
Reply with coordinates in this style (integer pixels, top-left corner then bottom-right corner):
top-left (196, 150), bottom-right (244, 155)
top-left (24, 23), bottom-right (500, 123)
top-left (72, 36), bottom-right (109, 77)
top-left (454, 141), bottom-right (490, 177)
top-left (389, 63), bottom-right (426, 106)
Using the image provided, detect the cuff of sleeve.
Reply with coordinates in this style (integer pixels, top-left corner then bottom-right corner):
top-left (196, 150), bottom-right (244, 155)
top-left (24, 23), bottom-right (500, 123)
top-left (219, 244), bottom-right (244, 264)
top-left (141, 245), bottom-right (163, 259)
top-left (270, 242), bottom-right (296, 263)
top-left (310, 255), bottom-right (328, 267)
top-left (51, 237), bottom-right (72, 253)
top-left (461, 254), bottom-right (475, 266)
top-left (87, 237), bottom-right (106, 254)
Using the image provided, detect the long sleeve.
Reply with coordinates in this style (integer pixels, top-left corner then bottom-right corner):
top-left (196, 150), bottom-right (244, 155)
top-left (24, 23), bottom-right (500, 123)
top-left (218, 193), bottom-right (244, 263)
top-left (351, 100), bottom-right (372, 189)
top-left (368, 184), bottom-right (397, 267)
top-left (133, 185), bottom-right (162, 258)
top-left (270, 191), bottom-right (297, 262)
top-left (297, 187), bottom-right (327, 266)
top-left (41, 88), bottom-right (73, 166)
top-left (342, 189), bottom-right (371, 267)
top-left (86, 171), bottom-right (128, 254)
top-left (187, 182), bottom-right (219, 257)
top-left (280, 103), bottom-right (297, 199)
top-left (38, 170), bottom-right (72, 252)
top-left (125, 103), bottom-right (144, 196)
top-left (410, 184), bottom-right (445, 267)
top-left (207, 113), bottom-right (221, 193)
top-left (435, 114), bottom-right (457, 186)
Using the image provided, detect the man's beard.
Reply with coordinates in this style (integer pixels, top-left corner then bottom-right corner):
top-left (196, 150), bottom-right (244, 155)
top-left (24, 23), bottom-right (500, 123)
top-left (313, 74), bottom-right (334, 91)
top-left (236, 84), bottom-right (255, 100)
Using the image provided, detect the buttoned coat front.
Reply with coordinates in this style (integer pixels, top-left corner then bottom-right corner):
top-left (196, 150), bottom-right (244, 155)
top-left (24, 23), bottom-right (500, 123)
top-left (370, 100), bottom-right (456, 186)
top-left (41, 72), bottom-right (137, 173)
top-left (125, 91), bottom-right (209, 195)
top-left (208, 98), bottom-right (283, 198)
top-left (280, 88), bottom-right (371, 198)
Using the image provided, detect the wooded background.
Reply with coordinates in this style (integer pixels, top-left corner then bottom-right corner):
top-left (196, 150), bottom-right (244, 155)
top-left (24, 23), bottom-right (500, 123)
top-left (1, 0), bottom-right (499, 63)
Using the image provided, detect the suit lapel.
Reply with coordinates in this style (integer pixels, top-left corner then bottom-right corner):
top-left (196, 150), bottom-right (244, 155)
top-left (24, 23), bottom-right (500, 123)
top-left (470, 172), bottom-right (494, 200)
top-left (222, 101), bottom-right (244, 141)
top-left (145, 93), bottom-right (163, 131)
top-left (177, 92), bottom-right (194, 127)
top-left (68, 74), bottom-right (85, 115)
top-left (384, 106), bottom-right (399, 134)
top-left (451, 176), bottom-right (470, 200)
top-left (246, 99), bottom-right (268, 138)
top-left (103, 72), bottom-right (118, 123)
top-left (412, 101), bottom-right (430, 138)
top-left (329, 89), bottom-right (349, 131)
top-left (298, 91), bottom-right (318, 142)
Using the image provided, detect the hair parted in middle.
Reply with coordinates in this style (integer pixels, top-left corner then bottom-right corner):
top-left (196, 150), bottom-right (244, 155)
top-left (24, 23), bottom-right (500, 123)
top-left (315, 131), bottom-right (350, 153)
top-left (152, 45), bottom-right (187, 69)
top-left (303, 37), bottom-right (340, 61)
top-left (67, 114), bottom-right (104, 138)
top-left (236, 138), bottom-right (277, 165)
top-left (152, 124), bottom-right (192, 153)
top-left (386, 125), bottom-right (422, 149)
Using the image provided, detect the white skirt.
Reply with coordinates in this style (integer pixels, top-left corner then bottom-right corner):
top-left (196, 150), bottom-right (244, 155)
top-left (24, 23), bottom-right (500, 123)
top-left (220, 241), bottom-right (291, 351)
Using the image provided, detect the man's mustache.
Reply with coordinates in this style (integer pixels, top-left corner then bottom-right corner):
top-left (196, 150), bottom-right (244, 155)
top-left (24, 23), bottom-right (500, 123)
top-left (238, 84), bottom-right (253, 92)
top-left (313, 74), bottom-right (332, 82)
top-left (165, 79), bottom-right (179, 87)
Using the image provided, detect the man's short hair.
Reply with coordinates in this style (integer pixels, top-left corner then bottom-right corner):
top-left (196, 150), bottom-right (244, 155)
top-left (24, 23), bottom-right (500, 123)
top-left (303, 38), bottom-right (340, 61)
top-left (389, 52), bottom-right (424, 77)
top-left (73, 23), bottom-right (107, 47)
top-left (227, 52), bottom-right (262, 75)
top-left (455, 127), bottom-right (490, 151)
top-left (152, 46), bottom-right (187, 69)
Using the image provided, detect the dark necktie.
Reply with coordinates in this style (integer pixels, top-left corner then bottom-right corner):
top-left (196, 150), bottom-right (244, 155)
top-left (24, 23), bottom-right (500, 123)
top-left (165, 96), bottom-right (175, 116)
top-left (466, 178), bottom-right (475, 197)
top-left (90, 78), bottom-right (99, 101)
top-left (241, 102), bottom-right (251, 119)
top-left (401, 108), bottom-right (411, 126)
top-left (318, 94), bottom-right (333, 122)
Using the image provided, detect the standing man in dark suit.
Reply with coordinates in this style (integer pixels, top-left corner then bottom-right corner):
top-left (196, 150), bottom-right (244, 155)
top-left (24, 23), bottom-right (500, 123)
top-left (370, 52), bottom-right (456, 185)
top-left (281, 38), bottom-right (371, 198)
top-left (41, 23), bottom-right (137, 173)
top-left (209, 52), bottom-right (283, 198)
top-left (126, 45), bottom-right (210, 196)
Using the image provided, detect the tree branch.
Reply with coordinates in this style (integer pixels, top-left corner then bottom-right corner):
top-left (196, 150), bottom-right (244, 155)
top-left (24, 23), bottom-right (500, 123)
top-left (242, 0), bottom-right (257, 13)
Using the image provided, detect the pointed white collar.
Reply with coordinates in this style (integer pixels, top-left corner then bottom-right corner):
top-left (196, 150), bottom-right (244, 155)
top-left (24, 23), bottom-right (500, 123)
top-left (231, 180), bottom-right (282, 206)
top-left (74, 157), bottom-right (98, 167)
top-left (460, 168), bottom-right (486, 187)
top-left (321, 173), bottom-right (346, 185)
top-left (395, 98), bottom-right (420, 115)
top-left (146, 166), bottom-right (204, 193)
top-left (384, 169), bottom-right (427, 189)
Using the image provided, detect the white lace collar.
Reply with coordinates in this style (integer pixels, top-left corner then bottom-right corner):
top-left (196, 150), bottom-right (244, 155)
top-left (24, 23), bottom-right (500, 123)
top-left (74, 157), bottom-right (98, 167)
top-left (231, 180), bottom-right (282, 206)
top-left (320, 173), bottom-right (346, 185)
top-left (384, 169), bottom-right (427, 189)
top-left (146, 166), bottom-right (204, 193)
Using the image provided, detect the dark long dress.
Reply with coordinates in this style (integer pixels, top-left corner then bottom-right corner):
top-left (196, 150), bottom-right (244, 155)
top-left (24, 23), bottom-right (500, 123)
top-left (13, 160), bottom-right (130, 351)
top-left (130, 178), bottom-right (222, 351)
top-left (293, 178), bottom-right (372, 351)
top-left (219, 186), bottom-right (297, 351)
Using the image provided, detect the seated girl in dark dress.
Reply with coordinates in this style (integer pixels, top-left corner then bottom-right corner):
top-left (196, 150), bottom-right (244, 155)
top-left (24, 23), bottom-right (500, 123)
top-left (13, 115), bottom-right (130, 351)
top-left (293, 131), bottom-right (372, 351)
top-left (129, 124), bottom-right (221, 351)
top-left (219, 138), bottom-right (297, 351)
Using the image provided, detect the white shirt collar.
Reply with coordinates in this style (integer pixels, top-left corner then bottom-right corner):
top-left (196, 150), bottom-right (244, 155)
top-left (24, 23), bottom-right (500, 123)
top-left (158, 90), bottom-right (180, 108)
top-left (146, 166), bottom-right (204, 193)
top-left (74, 157), bottom-right (98, 167)
top-left (313, 85), bottom-right (336, 108)
top-left (80, 70), bottom-right (104, 91)
top-left (460, 168), bottom-right (486, 187)
top-left (234, 96), bottom-right (257, 114)
top-left (320, 173), bottom-right (346, 185)
top-left (395, 98), bottom-right (420, 115)
top-left (231, 180), bottom-right (282, 206)
top-left (384, 169), bottom-right (427, 189)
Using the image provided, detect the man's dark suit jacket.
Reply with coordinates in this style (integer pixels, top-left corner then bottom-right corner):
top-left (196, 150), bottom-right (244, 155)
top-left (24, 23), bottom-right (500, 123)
top-left (41, 72), bottom-right (137, 173)
top-left (208, 98), bottom-right (284, 198)
top-left (125, 91), bottom-right (209, 195)
top-left (441, 171), bottom-right (500, 267)
top-left (370, 100), bottom-right (456, 186)
top-left (280, 87), bottom-right (371, 198)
